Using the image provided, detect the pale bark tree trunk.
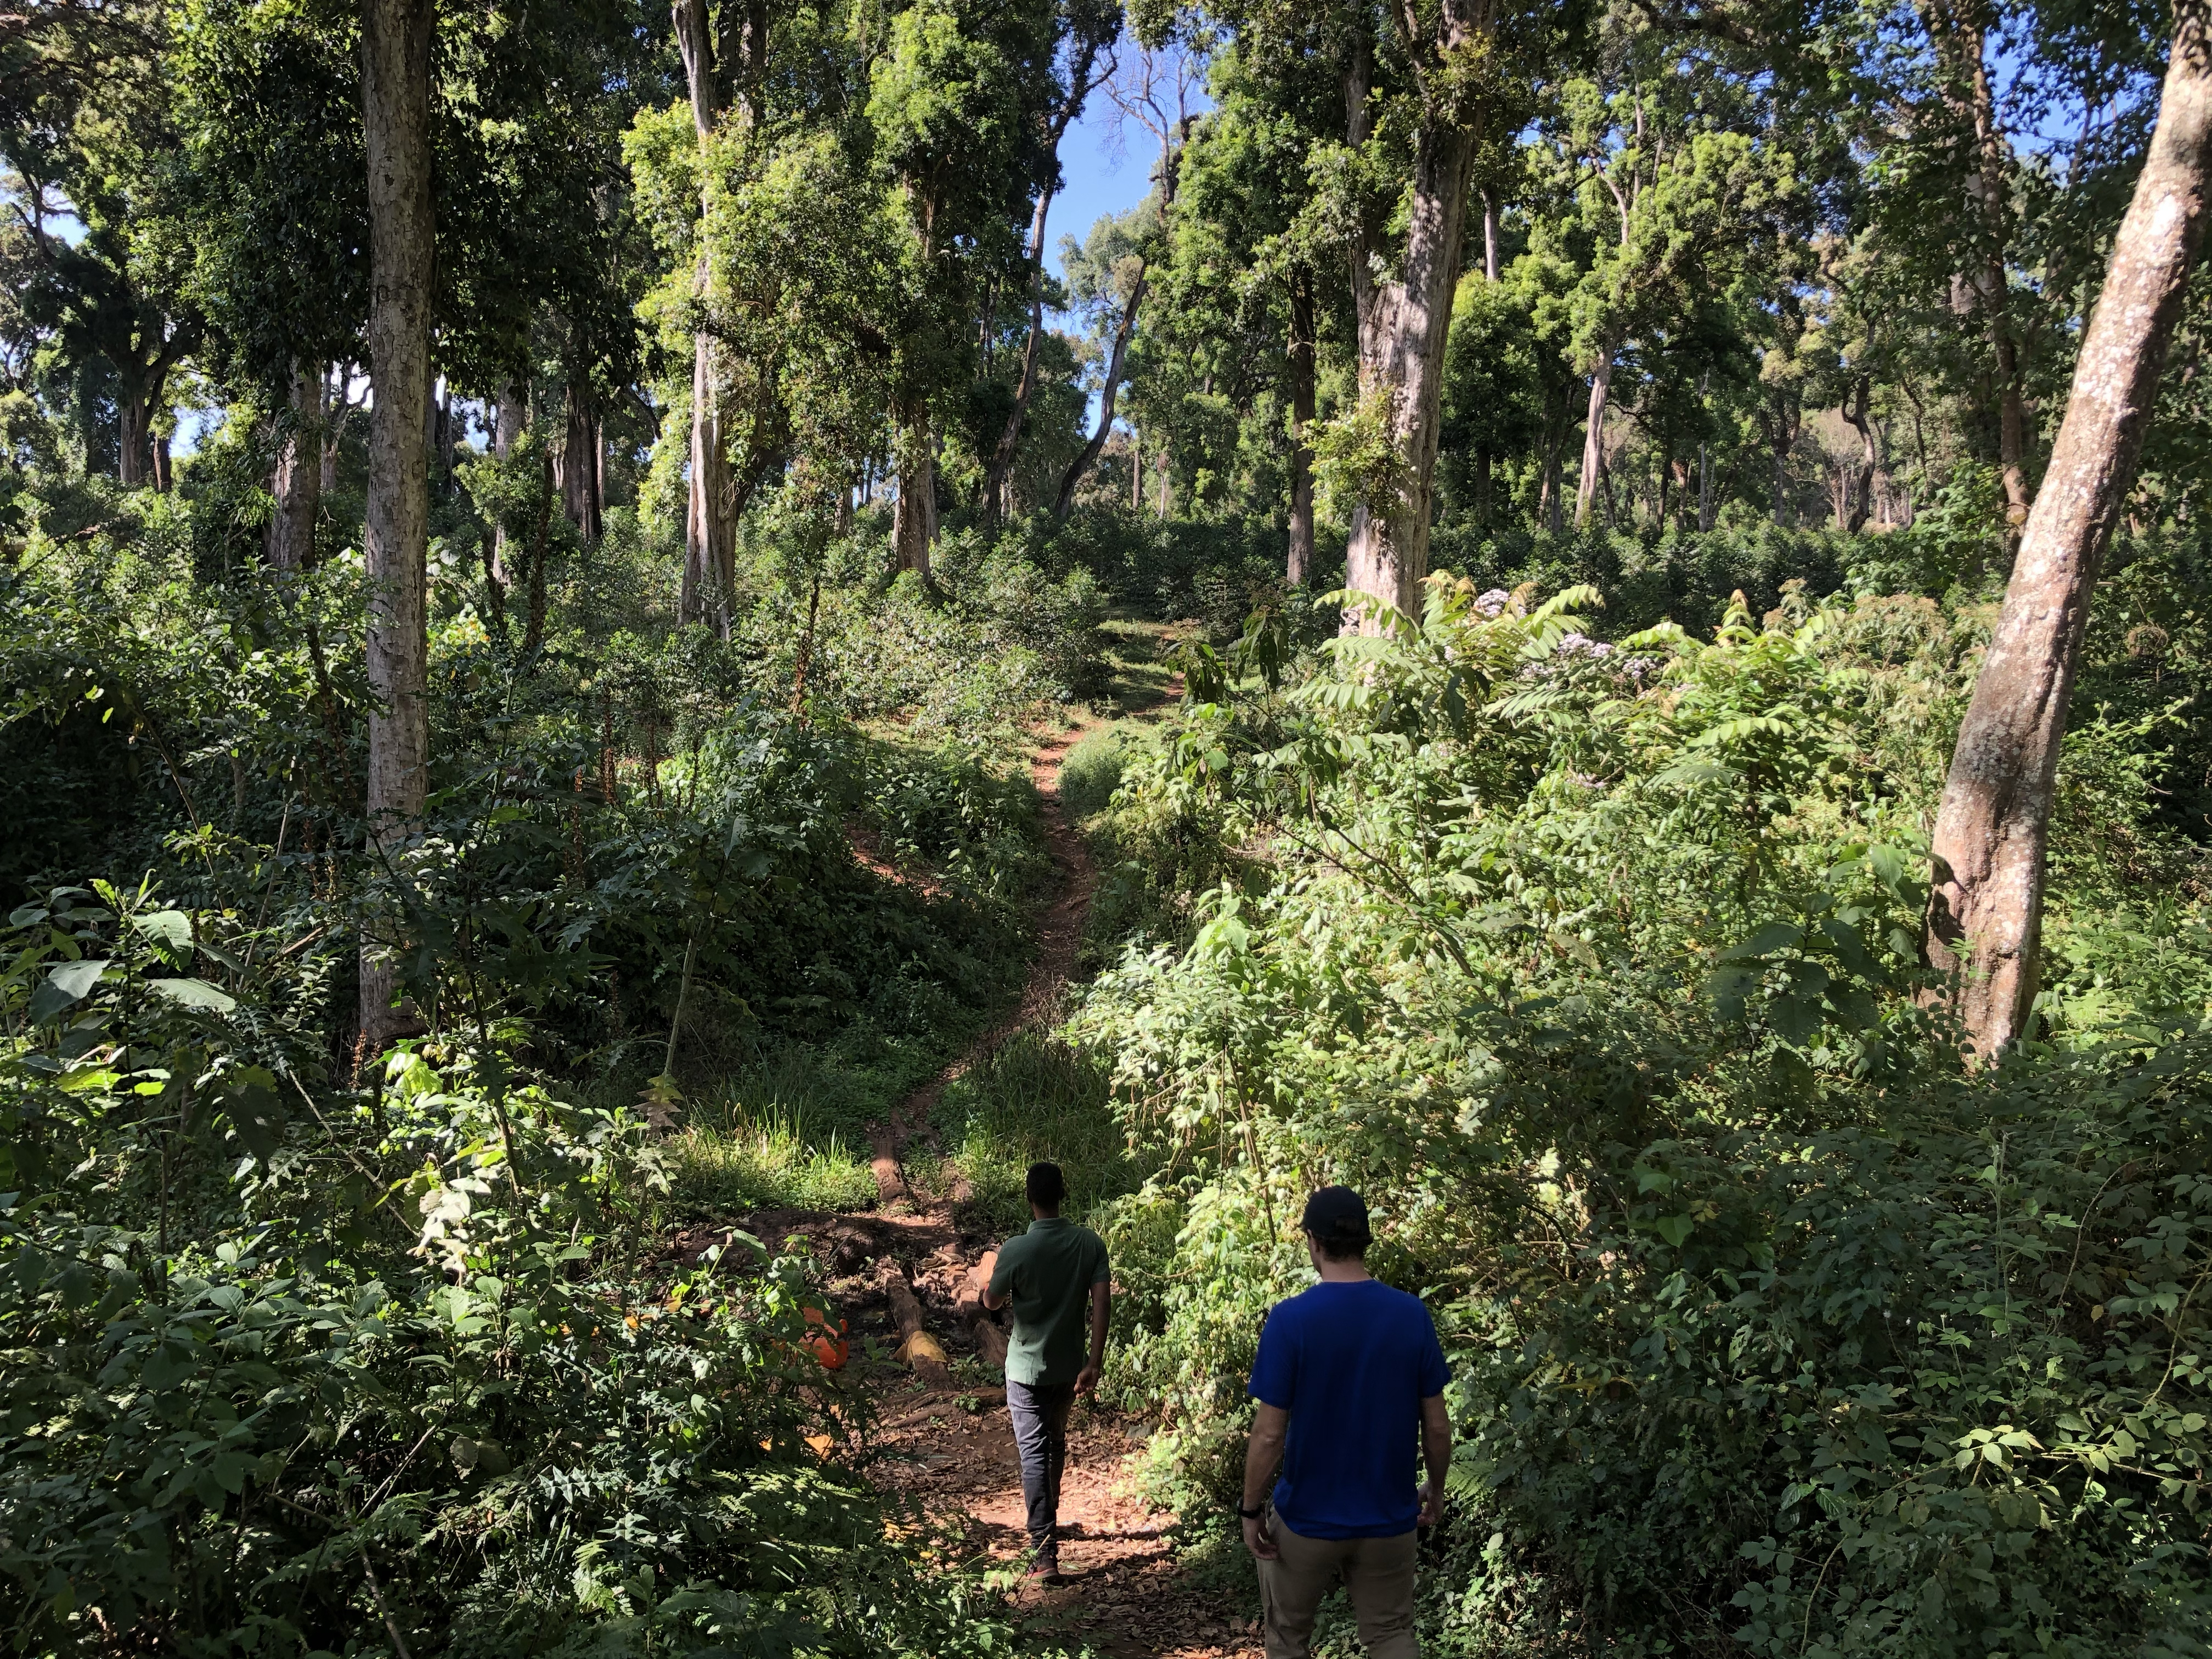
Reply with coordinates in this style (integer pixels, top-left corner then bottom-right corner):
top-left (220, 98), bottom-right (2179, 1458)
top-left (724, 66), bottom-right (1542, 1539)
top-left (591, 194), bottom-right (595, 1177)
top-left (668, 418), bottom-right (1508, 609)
top-left (1340, 1), bottom-right (1493, 629)
top-left (1055, 266), bottom-right (1148, 518)
top-left (1482, 190), bottom-right (1500, 282)
top-left (1842, 374), bottom-right (1879, 532)
top-left (674, 0), bottom-right (735, 633)
top-left (986, 38), bottom-right (1104, 523)
top-left (267, 363), bottom-right (323, 569)
top-left (359, 0), bottom-right (436, 1056)
top-left (893, 402), bottom-right (938, 584)
top-left (1573, 350), bottom-right (1615, 528)
top-left (986, 181), bottom-right (1059, 523)
top-left (1286, 267), bottom-right (1317, 586)
top-left (1926, 4), bottom-right (2212, 1057)
top-left (489, 380), bottom-right (521, 583)
top-left (1965, 31), bottom-right (2033, 525)
top-left (321, 366), bottom-right (355, 495)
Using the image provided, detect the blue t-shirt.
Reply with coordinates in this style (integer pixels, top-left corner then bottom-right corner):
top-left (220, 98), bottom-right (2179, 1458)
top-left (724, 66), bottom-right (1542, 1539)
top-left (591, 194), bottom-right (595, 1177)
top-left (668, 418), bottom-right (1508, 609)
top-left (1247, 1278), bottom-right (1449, 1540)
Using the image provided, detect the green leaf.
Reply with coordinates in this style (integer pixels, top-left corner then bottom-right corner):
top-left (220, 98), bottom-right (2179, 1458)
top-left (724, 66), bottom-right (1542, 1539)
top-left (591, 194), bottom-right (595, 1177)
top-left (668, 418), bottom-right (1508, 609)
top-left (217, 1068), bottom-right (286, 1160)
top-left (146, 978), bottom-right (237, 1014)
top-left (29, 958), bottom-right (110, 1023)
top-left (1819, 917), bottom-right (1875, 977)
top-left (130, 910), bottom-right (194, 963)
top-left (1706, 966), bottom-right (1756, 1024)
top-left (1720, 922), bottom-right (1801, 962)
top-left (1770, 994), bottom-right (1823, 1047)
top-left (1656, 1214), bottom-right (1694, 1246)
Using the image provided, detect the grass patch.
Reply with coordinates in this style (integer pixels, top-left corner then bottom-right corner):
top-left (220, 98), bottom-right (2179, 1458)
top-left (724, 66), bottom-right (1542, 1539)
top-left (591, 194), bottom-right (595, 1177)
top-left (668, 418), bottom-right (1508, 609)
top-left (664, 1042), bottom-right (888, 1215)
top-left (1057, 726), bottom-right (1127, 821)
top-left (932, 1031), bottom-right (1150, 1237)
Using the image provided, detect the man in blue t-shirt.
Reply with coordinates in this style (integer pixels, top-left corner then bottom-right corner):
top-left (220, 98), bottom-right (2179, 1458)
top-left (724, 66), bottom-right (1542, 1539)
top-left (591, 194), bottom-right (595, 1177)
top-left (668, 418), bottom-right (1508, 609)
top-left (1240, 1187), bottom-right (1450, 1659)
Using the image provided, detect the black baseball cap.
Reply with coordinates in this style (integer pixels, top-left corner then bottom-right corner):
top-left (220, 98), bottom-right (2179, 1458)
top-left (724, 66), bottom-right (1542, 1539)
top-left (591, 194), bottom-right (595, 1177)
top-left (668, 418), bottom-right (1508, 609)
top-left (1300, 1186), bottom-right (1369, 1239)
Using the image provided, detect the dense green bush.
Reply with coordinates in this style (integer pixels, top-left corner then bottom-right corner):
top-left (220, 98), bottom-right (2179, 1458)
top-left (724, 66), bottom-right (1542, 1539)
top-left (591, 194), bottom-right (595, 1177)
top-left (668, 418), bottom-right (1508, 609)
top-left (0, 893), bottom-right (1025, 1657)
top-left (1070, 577), bottom-right (2212, 1657)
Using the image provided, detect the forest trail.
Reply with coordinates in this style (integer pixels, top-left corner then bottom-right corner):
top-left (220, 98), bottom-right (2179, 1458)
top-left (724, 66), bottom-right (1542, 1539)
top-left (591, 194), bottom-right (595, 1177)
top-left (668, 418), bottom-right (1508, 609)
top-left (690, 678), bottom-right (1263, 1657)
top-left (857, 695), bottom-right (1263, 1659)
top-left (862, 691), bottom-right (1260, 1657)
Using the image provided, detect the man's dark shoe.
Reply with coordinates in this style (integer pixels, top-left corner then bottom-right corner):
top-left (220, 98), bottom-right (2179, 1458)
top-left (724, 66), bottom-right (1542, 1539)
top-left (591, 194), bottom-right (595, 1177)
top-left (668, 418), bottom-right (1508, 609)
top-left (1025, 1545), bottom-right (1064, 1585)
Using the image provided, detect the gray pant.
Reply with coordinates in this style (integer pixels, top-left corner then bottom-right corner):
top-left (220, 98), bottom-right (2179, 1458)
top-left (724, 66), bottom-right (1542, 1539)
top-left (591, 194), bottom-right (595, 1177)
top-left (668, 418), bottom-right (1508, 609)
top-left (1005, 1379), bottom-right (1075, 1548)
top-left (1257, 1510), bottom-right (1419, 1659)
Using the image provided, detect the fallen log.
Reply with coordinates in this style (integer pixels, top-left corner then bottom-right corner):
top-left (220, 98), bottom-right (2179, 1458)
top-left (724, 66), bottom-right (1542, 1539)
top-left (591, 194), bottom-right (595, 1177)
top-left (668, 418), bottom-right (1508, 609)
top-left (884, 1271), bottom-right (952, 1386)
top-left (880, 1387), bottom-right (1008, 1430)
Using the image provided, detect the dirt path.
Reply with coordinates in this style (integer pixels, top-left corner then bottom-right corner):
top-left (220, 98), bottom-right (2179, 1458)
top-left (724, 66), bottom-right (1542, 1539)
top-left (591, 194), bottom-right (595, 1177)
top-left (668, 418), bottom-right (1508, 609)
top-left (860, 703), bottom-right (1261, 1658)
top-left (687, 695), bottom-right (1258, 1657)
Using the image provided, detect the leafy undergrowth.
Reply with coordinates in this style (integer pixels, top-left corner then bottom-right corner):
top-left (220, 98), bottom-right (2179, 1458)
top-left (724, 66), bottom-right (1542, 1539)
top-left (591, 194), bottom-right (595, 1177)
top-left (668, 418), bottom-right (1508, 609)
top-left (1069, 578), bottom-right (2212, 1658)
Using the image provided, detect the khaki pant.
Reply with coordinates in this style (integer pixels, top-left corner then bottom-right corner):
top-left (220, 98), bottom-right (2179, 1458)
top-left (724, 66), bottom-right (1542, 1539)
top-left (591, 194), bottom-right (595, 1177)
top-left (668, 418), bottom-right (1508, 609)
top-left (1256, 1510), bottom-right (1419, 1659)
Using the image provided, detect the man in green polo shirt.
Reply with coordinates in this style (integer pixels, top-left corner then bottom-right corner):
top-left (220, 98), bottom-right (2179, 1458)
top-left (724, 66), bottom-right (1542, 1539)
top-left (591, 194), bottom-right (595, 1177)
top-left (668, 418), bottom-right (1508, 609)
top-left (982, 1160), bottom-right (1110, 1583)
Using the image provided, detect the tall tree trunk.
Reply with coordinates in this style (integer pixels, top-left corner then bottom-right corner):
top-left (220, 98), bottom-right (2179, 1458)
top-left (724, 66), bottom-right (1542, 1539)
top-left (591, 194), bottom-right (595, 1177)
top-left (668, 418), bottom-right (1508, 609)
top-left (1573, 350), bottom-right (1615, 528)
top-left (1765, 397), bottom-right (1800, 522)
top-left (1925, 3), bottom-right (2212, 1057)
top-left (1920, 0), bottom-right (2034, 526)
top-left (1482, 189), bottom-right (1500, 282)
top-left (562, 379), bottom-right (601, 541)
top-left (1842, 373), bottom-right (1878, 533)
top-left (893, 402), bottom-right (937, 584)
top-left (985, 40), bottom-right (1103, 523)
top-left (1055, 266), bottom-right (1147, 518)
top-left (1965, 30), bottom-right (2033, 525)
top-left (489, 380), bottom-right (521, 583)
top-left (321, 366), bottom-right (350, 495)
top-left (1698, 442), bottom-right (1714, 531)
top-left (1286, 266), bottom-right (1317, 586)
top-left (359, 0), bottom-right (436, 1056)
top-left (1340, 2), bottom-right (1491, 629)
top-left (268, 363), bottom-right (323, 569)
top-left (117, 390), bottom-right (151, 487)
top-left (152, 433), bottom-right (171, 492)
top-left (674, 0), bottom-right (734, 633)
top-left (986, 184), bottom-right (1059, 524)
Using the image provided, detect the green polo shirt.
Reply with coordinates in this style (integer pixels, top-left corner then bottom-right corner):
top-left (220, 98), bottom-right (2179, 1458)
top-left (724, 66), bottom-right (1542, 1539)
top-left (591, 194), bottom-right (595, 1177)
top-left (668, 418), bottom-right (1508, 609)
top-left (987, 1216), bottom-right (1110, 1387)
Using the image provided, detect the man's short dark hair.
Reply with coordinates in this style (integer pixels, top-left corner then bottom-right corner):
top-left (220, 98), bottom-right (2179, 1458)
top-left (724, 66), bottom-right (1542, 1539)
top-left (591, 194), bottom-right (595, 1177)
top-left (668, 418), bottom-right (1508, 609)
top-left (1026, 1161), bottom-right (1067, 1209)
top-left (1300, 1185), bottom-right (1372, 1260)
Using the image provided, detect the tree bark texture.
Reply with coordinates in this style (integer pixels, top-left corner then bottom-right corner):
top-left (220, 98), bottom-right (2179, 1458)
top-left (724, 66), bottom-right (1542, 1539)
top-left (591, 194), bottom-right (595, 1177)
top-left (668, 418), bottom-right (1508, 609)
top-left (360, 0), bottom-right (436, 1054)
top-left (1340, 1), bottom-right (1492, 629)
top-left (1925, 4), bottom-right (2212, 1056)
top-left (267, 363), bottom-right (323, 569)
top-left (117, 392), bottom-right (151, 487)
top-left (562, 379), bottom-right (602, 541)
top-left (489, 380), bottom-right (521, 583)
top-left (893, 403), bottom-right (938, 584)
top-left (1286, 266), bottom-right (1317, 586)
top-left (675, 0), bottom-right (735, 633)
top-left (1842, 374), bottom-right (1878, 532)
top-left (1573, 349), bottom-right (1615, 528)
top-left (1055, 266), bottom-right (1147, 518)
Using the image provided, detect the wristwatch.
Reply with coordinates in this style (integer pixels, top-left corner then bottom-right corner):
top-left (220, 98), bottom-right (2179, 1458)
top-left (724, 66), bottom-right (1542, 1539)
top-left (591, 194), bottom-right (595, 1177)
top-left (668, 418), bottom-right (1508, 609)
top-left (1236, 1503), bottom-right (1265, 1520)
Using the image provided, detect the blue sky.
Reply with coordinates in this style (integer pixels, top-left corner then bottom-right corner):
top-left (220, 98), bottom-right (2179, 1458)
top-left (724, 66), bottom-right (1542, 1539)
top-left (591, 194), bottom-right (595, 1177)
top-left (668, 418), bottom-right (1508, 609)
top-left (1045, 98), bottom-right (1156, 286)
